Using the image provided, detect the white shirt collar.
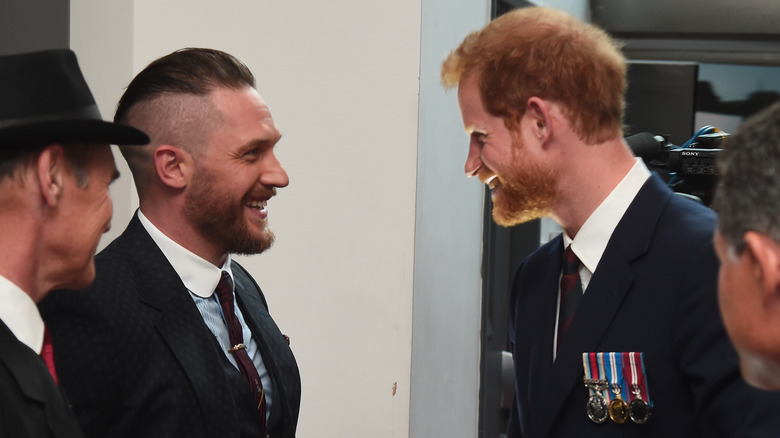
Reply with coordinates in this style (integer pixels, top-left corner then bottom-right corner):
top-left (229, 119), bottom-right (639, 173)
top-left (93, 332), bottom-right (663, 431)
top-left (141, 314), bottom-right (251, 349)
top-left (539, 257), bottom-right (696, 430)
top-left (563, 158), bottom-right (651, 274)
top-left (137, 210), bottom-right (232, 298)
top-left (0, 275), bottom-right (44, 353)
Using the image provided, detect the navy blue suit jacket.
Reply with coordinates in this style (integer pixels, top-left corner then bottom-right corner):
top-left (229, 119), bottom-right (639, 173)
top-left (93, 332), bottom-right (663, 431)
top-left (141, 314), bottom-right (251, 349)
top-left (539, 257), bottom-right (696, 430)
top-left (39, 215), bottom-right (301, 438)
top-left (507, 175), bottom-right (780, 437)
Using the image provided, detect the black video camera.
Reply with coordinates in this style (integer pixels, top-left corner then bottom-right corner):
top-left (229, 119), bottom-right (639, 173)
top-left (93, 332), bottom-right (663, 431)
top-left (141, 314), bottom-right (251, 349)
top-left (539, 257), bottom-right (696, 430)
top-left (625, 126), bottom-right (728, 206)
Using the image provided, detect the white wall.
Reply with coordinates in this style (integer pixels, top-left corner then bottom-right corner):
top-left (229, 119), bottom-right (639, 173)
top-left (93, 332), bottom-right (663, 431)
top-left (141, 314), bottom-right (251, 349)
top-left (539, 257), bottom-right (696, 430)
top-left (536, 0), bottom-right (589, 18)
top-left (410, 0), bottom-right (488, 436)
top-left (71, 0), bottom-right (486, 436)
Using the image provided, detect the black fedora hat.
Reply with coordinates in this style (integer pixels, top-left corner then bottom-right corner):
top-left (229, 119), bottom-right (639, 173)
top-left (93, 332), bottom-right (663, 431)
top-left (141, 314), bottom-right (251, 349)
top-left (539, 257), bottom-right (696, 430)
top-left (0, 49), bottom-right (149, 148)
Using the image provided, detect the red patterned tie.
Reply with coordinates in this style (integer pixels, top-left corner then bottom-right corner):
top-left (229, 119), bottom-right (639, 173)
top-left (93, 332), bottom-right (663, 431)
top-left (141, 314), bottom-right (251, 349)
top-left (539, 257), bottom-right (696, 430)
top-left (41, 325), bottom-right (58, 385)
top-left (214, 271), bottom-right (266, 432)
top-left (557, 245), bottom-right (583, 353)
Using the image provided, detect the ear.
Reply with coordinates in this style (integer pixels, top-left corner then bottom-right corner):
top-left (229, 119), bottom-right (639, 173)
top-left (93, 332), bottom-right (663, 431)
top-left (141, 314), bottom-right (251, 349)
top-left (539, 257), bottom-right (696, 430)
top-left (525, 97), bottom-right (553, 146)
top-left (743, 231), bottom-right (780, 305)
top-left (36, 144), bottom-right (67, 207)
top-left (154, 145), bottom-right (191, 190)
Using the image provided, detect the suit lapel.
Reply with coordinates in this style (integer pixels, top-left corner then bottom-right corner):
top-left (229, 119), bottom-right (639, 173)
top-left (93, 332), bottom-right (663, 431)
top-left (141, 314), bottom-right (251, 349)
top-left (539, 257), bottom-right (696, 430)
top-left (118, 215), bottom-right (239, 438)
top-left (0, 320), bottom-right (83, 437)
top-left (535, 175), bottom-right (673, 437)
top-left (525, 238), bottom-right (563, 423)
top-left (232, 263), bottom-right (300, 435)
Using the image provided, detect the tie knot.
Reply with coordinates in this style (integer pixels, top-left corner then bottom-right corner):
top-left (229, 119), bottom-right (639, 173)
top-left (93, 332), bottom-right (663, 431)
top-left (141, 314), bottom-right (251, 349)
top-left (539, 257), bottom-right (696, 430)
top-left (214, 271), bottom-right (234, 305)
top-left (563, 246), bottom-right (581, 275)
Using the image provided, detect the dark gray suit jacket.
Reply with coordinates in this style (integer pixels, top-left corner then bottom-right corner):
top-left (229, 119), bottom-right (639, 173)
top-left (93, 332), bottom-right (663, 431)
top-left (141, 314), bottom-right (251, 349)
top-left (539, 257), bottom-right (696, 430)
top-left (0, 320), bottom-right (85, 438)
top-left (39, 215), bottom-right (301, 438)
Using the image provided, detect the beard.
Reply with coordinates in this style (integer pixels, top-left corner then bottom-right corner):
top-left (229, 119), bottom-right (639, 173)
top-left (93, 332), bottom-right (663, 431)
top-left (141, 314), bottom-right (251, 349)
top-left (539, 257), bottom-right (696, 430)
top-left (183, 165), bottom-right (275, 256)
top-left (490, 137), bottom-right (559, 227)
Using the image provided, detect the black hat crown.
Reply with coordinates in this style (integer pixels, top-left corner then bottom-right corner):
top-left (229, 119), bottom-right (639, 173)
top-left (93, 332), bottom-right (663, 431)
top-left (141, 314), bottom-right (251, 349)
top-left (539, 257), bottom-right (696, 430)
top-left (0, 49), bottom-right (149, 148)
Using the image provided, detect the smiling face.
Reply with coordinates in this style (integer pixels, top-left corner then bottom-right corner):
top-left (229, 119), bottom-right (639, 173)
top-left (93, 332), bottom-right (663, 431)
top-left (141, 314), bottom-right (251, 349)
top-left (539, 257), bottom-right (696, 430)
top-left (182, 86), bottom-right (289, 257)
top-left (457, 74), bottom-right (558, 226)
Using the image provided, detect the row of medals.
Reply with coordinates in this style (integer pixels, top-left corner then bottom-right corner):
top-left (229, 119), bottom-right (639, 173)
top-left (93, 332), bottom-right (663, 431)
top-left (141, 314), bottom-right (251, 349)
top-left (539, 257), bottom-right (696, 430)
top-left (583, 378), bottom-right (650, 424)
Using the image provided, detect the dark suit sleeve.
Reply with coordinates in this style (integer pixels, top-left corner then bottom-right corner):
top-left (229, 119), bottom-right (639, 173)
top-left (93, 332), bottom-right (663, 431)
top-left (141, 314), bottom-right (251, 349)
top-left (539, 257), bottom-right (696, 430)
top-left (505, 258), bottom-right (526, 438)
top-left (40, 262), bottom-right (212, 438)
top-left (670, 237), bottom-right (780, 435)
top-left (506, 392), bottom-right (522, 438)
top-left (39, 287), bottom-right (122, 437)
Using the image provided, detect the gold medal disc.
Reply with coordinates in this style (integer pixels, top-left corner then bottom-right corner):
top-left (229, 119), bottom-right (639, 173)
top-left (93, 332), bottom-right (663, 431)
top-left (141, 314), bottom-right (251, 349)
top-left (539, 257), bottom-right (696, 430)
top-left (608, 398), bottom-right (628, 424)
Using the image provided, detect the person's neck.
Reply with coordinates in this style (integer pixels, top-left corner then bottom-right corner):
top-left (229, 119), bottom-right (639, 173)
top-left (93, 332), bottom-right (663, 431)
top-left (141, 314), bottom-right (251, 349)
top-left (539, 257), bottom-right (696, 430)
top-left (139, 205), bottom-right (227, 268)
top-left (553, 138), bottom-right (636, 238)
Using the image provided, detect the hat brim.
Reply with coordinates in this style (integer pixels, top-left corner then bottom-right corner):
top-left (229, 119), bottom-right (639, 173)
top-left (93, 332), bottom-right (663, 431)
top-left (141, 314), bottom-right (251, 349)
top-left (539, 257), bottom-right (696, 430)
top-left (0, 119), bottom-right (149, 148)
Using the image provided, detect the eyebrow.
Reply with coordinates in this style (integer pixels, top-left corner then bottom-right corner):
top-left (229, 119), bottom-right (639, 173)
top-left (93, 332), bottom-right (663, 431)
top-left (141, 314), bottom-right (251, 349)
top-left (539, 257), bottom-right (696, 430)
top-left (464, 125), bottom-right (486, 135)
top-left (241, 133), bottom-right (283, 151)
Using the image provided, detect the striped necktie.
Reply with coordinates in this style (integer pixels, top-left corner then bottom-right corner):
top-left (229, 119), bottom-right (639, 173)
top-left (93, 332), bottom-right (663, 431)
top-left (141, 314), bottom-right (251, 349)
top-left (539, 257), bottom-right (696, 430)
top-left (557, 245), bottom-right (583, 353)
top-left (214, 271), bottom-right (266, 432)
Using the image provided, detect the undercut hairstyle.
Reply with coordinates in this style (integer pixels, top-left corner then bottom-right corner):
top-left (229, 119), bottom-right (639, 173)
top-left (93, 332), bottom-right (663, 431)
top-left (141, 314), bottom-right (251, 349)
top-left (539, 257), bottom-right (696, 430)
top-left (441, 7), bottom-right (626, 144)
top-left (713, 101), bottom-right (780, 254)
top-left (114, 48), bottom-right (256, 196)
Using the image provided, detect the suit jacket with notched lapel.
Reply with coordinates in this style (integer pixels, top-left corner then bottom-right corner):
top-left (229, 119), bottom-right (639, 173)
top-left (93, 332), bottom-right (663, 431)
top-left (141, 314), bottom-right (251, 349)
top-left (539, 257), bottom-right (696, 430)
top-left (506, 174), bottom-right (780, 438)
top-left (0, 320), bottom-right (85, 438)
top-left (39, 214), bottom-right (301, 438)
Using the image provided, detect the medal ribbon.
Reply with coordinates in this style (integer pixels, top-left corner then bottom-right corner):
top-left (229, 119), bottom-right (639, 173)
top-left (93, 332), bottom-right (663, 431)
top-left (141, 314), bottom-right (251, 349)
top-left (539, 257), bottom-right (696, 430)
top-left (604, 353), bottom-right (626, 401)
top-left (597, 352), bottom-right (608, 400)
top-left (583, 353), bottom-right (608, 399)
top-left (621, 351), bottom-right (653, 407)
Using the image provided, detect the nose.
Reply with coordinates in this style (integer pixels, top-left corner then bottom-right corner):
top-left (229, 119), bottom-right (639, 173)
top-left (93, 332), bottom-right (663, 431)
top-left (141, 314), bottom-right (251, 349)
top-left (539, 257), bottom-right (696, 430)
top-left (260, 152), bottom-right (290, 188)
top-left (464, 140), bottom-right (483, 178)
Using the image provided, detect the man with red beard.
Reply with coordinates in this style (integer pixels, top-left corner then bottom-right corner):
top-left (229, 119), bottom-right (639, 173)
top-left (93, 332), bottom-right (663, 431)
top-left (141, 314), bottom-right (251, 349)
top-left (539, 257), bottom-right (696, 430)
top-left (40, 48), bottom-right (301, 438)
top-left (442, 7), bottom-right (780, 438)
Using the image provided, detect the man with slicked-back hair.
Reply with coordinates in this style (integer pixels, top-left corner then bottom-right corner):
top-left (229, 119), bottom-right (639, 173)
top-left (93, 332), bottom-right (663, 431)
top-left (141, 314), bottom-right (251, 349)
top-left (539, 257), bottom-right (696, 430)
top-left (41, 48), bottom-right (301, 438)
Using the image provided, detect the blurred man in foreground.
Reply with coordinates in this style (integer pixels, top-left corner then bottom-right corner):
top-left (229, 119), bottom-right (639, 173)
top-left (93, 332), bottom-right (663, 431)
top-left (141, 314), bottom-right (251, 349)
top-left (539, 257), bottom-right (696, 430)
top-left (713, 100), bottom-right (780, 391)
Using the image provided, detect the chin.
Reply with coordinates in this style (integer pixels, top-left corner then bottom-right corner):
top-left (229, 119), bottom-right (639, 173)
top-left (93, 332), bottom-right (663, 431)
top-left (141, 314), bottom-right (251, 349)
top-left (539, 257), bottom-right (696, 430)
top-left (492, 204), bottom-right (546, 227)
top-left (738, 349), bottom-right (780, 391)
top-left (60, 266), bottom-right (97, 291)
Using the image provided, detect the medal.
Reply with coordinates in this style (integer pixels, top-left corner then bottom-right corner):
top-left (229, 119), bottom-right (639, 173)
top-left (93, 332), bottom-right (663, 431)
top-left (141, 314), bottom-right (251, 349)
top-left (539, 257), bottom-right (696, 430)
top-left (584, 377), bottom-right (609, 424)
top-left (587, 394), bottom-right (609, 423)
top-left (582, 354), bottom-right (609, 424)
top-left (606, 353), bottom-right (629, 424)
top-left (608, 398), bottom-right (628, 424)
top-left (628, 397), bottom-right (650, 424)
top-left (624, 352), bottom-right (652, 424)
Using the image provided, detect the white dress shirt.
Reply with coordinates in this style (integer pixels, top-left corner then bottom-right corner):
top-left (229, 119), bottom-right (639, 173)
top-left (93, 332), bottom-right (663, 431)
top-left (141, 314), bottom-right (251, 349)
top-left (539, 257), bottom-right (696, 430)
top-left (554, 158), bottom-right (651, 358)
top-left (137, 210), bottom-right (273, 418)
top-left (0, 275), bottom-right (44, 354)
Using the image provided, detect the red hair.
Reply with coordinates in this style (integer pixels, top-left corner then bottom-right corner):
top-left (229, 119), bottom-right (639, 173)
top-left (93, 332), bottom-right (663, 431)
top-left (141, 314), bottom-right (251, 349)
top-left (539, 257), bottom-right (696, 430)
top-left (442, 7), bottom-right (626, 143)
